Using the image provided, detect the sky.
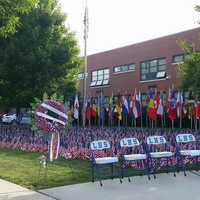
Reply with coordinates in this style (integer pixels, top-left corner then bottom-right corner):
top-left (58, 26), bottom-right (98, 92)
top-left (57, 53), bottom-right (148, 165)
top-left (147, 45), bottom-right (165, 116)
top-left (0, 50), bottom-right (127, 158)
top-left (59, 0), bottom-right (200, 56)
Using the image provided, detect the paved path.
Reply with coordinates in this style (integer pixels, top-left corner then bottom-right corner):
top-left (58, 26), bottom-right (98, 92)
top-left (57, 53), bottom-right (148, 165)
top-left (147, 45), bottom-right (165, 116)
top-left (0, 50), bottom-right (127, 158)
top-left (41, 172), bottom-right (200, 200)
top-left (0, 179), bottom-right (54, 200)
top-left (1, 172), bottom-right (200, 200)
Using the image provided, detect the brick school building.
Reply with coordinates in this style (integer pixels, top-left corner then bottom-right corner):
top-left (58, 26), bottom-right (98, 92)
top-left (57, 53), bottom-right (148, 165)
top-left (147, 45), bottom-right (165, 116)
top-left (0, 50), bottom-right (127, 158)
top-left (79, 27), bottom-right (200, 101)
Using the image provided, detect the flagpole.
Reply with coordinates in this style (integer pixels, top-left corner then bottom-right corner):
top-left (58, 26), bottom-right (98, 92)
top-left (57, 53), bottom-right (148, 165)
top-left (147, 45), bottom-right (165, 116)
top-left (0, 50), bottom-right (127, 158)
top-left (195, 103), bottom-right (198, 131)
top-left (139, 91), bottom-right (143, 128)
top-left (161, 116), bottom-right (164, 128)
top-left (83, 1), bottom-right (88, 127)
top-left (180, 104), bottom-right (182, 129)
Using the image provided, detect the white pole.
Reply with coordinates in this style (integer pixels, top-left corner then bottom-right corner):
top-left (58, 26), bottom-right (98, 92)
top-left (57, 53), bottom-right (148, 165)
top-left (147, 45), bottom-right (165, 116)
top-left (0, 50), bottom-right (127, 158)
top-left (83, 1), bottom-right (88, 127)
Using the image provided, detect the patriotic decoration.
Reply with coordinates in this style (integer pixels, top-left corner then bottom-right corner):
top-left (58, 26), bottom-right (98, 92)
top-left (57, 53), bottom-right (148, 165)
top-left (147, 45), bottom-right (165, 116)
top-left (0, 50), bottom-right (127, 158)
top-left (35, 100), bottom-right (67, 161)
top-left (35, 100), bottom-right (68, 133)
top-left (50, 132), bottom-right (60, 162)
top-left (1, 125), bottom-right (200, 168)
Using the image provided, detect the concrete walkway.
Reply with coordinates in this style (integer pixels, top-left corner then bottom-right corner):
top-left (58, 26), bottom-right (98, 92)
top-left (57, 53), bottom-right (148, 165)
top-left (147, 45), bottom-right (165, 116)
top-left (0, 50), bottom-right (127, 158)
top-left (1, 172), bottom-right (200, 200)
top-left (41, 172), bottom-right (200, 200)
top-left (0, 179), bottom-right (53, 200)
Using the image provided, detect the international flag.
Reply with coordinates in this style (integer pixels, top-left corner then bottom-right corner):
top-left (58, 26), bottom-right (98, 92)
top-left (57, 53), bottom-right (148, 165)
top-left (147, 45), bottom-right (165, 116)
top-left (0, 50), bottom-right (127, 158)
top-left (167, 88), bottom-right (176, 121)
top-left (176, 91), bottom-right (183, 118)
top-left (91, 101), bottom-right (97, 118)
top-left (85, 98), bottom-right (92, 121)
top-left (73, 95), bottom-right (79, 119)
top-left (154, 89), bottom-right (159, 110)
top-left (132, 89), bottom-right (138, 118)
top-left (129, 95), bottom-right (133, 115)
top-left (157, 99), bottom-right (164, 116)
top-left (148, 98), bottom-right (157, 121)
top-left (115, 96), bottom-right (122, 121)
top-left (138, 90), bottom-right (142, 112)
top-left (109, 93), bottom-right (113, 119)
top-left (122, 96), bottom-right (129, 116)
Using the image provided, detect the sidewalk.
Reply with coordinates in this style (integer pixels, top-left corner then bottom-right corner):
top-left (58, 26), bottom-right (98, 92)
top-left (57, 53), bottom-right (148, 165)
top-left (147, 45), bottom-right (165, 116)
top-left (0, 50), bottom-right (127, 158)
top-left (0, 179), bottom-right (54, 200)
top-left (1, 172), bottom-right (200, 200)
top-left (41, 172), bottom-right (200, 200)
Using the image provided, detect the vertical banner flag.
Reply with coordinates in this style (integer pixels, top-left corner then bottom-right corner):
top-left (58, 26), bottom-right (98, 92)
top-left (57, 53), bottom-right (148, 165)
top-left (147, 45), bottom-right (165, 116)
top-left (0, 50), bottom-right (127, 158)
top-left (122, 96), bottom-right (129, 117)
top-left (74, 95), bottom-right (79, 119)
top-left (133, 89), bottom-right (138, 119)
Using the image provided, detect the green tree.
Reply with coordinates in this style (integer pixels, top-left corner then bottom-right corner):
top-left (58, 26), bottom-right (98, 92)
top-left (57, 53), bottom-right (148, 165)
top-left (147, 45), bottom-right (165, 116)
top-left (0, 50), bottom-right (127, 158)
top-left (0, 0), bottom-right (38, 37)
top-left (177, 41), bottom-right (200, 99)
top-left (0, 0), bottom-right (81, 112)
top-left (177, 5), bottom-right (200, 99)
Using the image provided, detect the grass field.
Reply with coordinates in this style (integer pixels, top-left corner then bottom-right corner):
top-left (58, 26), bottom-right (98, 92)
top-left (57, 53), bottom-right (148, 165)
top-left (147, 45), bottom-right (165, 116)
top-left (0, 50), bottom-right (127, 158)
top-left (1, 149), bottom-right (199, 190)
top-left (0, 149), bottom-right (92, 190)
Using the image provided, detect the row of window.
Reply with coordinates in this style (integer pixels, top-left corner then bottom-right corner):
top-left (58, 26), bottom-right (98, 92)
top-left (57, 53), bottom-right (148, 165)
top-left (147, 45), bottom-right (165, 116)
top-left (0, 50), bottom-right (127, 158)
top-left (78, 54), bottom-right (189, 86)
top-left (140, 58), bottom-right (166, 81)
top-left (113, 63), bottom-right (135, 73)
top-left (90, 69), bottom-right (109, 86)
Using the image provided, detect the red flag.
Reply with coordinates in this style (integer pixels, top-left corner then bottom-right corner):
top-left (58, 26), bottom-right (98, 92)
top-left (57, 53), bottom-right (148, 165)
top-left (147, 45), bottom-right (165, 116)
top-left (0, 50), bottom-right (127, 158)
top-left (168, 107), bottom-right (176, 121)
top-left (197, 103), bottom-right (200, 118)
top-left (91, 103), bottom-right (96, 118)
top-left (86, 103), bottom-right (91, 121)
top-left (148, 107), bottom-right (157, 120)
top-left (154, 95), bottom-right (159, 110)
top-left (167, 87), bottom-right (176, 121)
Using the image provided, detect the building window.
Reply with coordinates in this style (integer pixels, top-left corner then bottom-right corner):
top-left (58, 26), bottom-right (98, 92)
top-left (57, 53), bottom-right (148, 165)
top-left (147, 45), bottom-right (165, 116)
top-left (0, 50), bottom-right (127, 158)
top-left (140, 58), bottom-right (166, 81)
top-left (90, 69), bottom-right (109, 87)
top-left (113, 63), bottom-right (135, 73)
top-left (172, 55), bottom-right (184, 64)
top-left (172, 54), bottom-right (191, 64)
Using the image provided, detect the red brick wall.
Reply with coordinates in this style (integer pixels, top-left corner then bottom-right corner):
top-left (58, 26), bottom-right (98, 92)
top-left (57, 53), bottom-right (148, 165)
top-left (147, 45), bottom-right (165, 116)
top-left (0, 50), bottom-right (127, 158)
top-left (80, 27), bottom-right (200, 97)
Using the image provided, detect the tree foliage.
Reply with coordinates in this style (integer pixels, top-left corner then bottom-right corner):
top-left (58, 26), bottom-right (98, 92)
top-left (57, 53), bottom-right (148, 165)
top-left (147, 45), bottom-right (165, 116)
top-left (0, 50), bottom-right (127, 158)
top-left (177, 5), bottom-right (200, 99)
top-left (0, 0), bottom-right (81, 111)
top-left (0, 0), bottom-right (39, 37)
top-left (177, 40), bottom-right (200, 99)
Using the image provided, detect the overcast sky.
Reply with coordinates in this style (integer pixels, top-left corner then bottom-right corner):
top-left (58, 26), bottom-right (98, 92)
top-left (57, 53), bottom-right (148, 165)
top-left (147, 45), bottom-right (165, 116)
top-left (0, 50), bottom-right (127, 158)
top-left (59, 0), bottom-right (199, 56)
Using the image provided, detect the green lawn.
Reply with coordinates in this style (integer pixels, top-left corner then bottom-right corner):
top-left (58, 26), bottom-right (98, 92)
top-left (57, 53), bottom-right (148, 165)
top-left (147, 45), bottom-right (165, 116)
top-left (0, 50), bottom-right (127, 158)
top-left (0, 149), bottom-right (92, 190)
top-left (1, 149), bottom-right (199, 190)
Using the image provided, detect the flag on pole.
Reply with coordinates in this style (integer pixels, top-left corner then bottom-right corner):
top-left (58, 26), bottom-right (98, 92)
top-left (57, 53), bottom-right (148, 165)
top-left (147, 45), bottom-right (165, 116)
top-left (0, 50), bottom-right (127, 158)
top-left (115, 96), bottom-right (122, 121)
top-left (133, 89), bottom-right (139, 119)
top-left (176, 91), bottom-right (183, 118)
top-left (109, 93), bottom-right (113, 120)
top-left (138, 90), bottom-right (142, 112)
top-left (129, 94), bottom-right (133, 115)
top-left (91, 101), bottom-right (97, 119)
top-left (148, 98), bottom-right (157, 121)
top-left (122, 96), bottom-right (129, 116)
top-left (167, 88), bottom-right (176, 121)
top-left (157, 99), bottom-right (164, 116)
top-left (73, 95), bottom-right (79, 119)
top-left (154, 89), bottom-right (159, 110)
top-left (85, 98), bottom-right (92, 121)
top-left (50, 133), bottom-right (60, 162)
